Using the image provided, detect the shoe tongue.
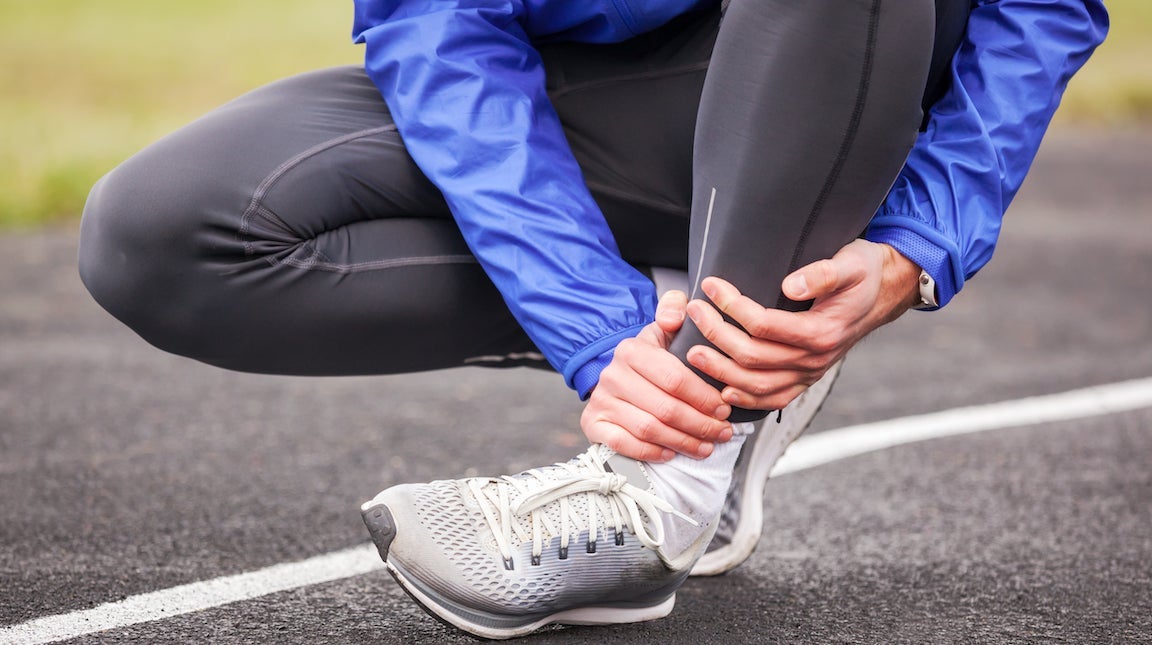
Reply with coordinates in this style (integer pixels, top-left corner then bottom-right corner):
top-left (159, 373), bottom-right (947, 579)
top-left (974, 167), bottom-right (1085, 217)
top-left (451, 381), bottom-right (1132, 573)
top-left (604, 453), bottom-right (653, 493)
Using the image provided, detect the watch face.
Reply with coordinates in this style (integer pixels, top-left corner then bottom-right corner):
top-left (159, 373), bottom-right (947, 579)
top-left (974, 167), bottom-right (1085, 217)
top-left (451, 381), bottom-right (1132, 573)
top-left (917, 269), bottom-right (938, 308)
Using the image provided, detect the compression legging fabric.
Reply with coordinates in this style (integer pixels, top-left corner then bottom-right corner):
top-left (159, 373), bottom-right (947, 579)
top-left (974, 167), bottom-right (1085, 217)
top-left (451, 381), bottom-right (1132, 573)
top-left (79, 1), bottom-right (962, 410)
top-left (669, 0), bottom-right (935, 420)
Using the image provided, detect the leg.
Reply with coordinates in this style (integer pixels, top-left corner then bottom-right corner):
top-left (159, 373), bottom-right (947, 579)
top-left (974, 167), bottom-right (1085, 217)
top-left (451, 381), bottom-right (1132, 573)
top-left (686, 0), bottom-right (975, 577)
top-left (668, 0), bottom-right (939, 421)
top-left (79, 12), bottom-right (719, 380)
top-left (80, 67), bottom-right (543, 376)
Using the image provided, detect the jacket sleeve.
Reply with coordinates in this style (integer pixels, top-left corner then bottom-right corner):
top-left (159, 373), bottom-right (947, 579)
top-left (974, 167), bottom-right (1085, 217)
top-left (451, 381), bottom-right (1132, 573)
top-left (352, 1), bottom-right (703, 395)
top-left (865, 0), bottom-right (1108, 308)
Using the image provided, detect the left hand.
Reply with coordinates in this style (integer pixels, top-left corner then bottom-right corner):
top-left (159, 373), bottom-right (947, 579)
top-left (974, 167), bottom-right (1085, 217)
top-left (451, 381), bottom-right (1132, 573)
top-left (581, 290), bottom-right (734, 462)
top-left (684, 239), bottom-right (923, 411)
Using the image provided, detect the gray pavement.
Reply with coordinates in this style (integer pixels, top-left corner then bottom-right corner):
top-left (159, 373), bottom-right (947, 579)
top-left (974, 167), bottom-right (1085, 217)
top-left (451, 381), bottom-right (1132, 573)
top-left (1, 127), bottom-right (1151, 643)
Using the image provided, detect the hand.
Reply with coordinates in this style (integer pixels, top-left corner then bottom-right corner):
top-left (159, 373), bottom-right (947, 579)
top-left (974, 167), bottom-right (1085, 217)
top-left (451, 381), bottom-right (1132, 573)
top-left (581, 290), bottom-right (734, 462)
top-left (685, 239), bottom-right (922, 411)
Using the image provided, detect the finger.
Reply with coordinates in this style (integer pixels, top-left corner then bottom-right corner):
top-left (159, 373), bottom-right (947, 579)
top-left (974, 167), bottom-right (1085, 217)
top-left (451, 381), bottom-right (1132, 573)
top-left (695, 293), bottom-right (841, 353)
top-left (582, 417), bottom-right (676, 463)
top-left (654, 290), bottom-right (688, 338)
top-left (686, 345), bottom-right (821, 406)
top-left (584, 381), bottom-right (717, 459)
top-left (782, 245), bottom-right (869, 301)
top-left (722, 382), bottom-right (811, 412)
top-left (696, 277), bottom-right (835, 350)
top-left (614, 338), bottom-right (731, 420)
top-left (697, 277), bottom-right (776, 339)
top-left (781, 259), bottom-right (838, 301)
top-left (598, 359), bottom-right (732, 451)
top-left (686, 297), bottom-right (813, 369)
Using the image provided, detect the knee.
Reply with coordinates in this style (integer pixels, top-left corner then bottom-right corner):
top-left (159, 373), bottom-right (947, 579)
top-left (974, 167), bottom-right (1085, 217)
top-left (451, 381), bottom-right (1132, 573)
top-left (78, 162), bottom-right (219, 355)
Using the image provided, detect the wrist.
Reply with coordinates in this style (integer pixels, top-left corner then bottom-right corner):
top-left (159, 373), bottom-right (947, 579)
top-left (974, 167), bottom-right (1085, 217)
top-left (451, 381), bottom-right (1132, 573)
top-left (878, 243), bottom-right (923, 315)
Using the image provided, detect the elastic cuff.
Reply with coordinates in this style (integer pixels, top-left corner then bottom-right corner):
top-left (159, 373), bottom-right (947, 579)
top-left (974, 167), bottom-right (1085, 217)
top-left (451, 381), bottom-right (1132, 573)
top-left (562, 324), bottom-right (647, 397)
top-left (572, 349), bottom-right (615, 400)
top-left (865, 218), bottom-right (963, 308)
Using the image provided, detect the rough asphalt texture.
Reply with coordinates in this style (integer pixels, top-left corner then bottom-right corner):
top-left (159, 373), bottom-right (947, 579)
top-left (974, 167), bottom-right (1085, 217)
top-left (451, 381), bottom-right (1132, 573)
top-left (1, 128), bottom-right (1150, 643)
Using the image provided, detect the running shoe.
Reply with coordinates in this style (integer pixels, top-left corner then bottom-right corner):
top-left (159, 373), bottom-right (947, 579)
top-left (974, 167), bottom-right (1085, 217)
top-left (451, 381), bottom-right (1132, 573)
top-left (690, 359), bottom-right (843, 576)
top-left (361, 444), bottom-right (715, 639)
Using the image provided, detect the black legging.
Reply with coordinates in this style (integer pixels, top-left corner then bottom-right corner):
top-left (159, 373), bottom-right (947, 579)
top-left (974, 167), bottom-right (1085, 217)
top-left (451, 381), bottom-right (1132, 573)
top-left (79, 1), bottom-right (966, 420)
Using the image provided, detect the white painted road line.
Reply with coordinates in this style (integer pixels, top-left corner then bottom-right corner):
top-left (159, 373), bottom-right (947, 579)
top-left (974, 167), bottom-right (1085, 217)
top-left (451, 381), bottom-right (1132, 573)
top-left (773, 376), bottom-right (1152, 476)
top-left (0, 546), bottom-right (385, 645)
top-left (4, 376), bottom-right (1151, 645)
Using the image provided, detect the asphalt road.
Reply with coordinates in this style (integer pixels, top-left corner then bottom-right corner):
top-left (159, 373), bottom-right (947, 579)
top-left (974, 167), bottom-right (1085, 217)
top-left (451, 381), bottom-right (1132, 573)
top-left (1, 127), bottom-right (1151, 643)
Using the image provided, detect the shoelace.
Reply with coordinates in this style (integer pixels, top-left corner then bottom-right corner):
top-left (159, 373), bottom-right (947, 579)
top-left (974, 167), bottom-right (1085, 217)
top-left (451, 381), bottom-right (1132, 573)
top-left (467, 447), bottom-right (696, 570)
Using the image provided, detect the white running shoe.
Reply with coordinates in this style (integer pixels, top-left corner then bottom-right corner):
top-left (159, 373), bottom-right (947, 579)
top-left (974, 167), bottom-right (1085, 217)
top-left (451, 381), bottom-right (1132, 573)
top-left (361, 444), bottom-right (715, 639)
top-left (690, 359), bottom-right (843, 577)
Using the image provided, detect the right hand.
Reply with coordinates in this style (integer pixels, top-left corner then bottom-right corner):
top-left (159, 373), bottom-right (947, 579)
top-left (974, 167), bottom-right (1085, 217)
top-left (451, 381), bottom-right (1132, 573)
top-left (580, 290), bottom-right (733, 462)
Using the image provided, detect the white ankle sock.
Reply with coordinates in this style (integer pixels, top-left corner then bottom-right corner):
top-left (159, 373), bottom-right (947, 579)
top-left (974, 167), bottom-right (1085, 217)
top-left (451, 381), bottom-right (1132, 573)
top-left (645, 421), bottom-right (757, 555)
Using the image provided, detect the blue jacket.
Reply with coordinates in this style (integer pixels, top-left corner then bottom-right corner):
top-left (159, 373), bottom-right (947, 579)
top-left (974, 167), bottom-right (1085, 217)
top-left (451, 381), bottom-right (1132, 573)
top-left (352, 0), bottom-right (1108, 397)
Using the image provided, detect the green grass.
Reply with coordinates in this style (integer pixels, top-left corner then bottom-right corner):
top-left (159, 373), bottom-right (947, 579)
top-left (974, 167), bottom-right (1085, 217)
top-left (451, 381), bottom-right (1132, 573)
top-left (1056, 0), bottom-right (1152, 124)
top-left (0, 0), bottom-right (1148, 228)
top-left (0, 0), bottom-right (359, 228)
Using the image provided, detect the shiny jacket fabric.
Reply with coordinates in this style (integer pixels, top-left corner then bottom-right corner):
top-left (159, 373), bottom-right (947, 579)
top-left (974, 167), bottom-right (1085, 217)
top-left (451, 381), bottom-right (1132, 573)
top-left (352, 0), bottom-right (1108, 397)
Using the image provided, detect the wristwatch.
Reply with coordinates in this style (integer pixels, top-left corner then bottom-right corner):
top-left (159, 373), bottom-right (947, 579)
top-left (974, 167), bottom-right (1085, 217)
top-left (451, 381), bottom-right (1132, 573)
top-left (915, 268), bottom-right (939, 310)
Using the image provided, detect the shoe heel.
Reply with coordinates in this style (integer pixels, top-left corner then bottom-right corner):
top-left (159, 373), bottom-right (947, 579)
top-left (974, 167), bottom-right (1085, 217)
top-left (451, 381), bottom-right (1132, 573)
top-left (362, 504), bottom-right (398, 562)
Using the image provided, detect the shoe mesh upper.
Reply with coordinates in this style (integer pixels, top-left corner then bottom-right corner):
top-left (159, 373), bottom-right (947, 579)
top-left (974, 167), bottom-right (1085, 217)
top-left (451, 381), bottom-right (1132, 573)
top-left (414, 480), bottom-right (565, 607)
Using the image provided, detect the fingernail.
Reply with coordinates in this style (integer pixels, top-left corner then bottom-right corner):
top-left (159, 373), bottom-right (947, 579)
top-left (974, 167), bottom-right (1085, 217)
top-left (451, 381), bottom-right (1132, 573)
top-left (713, 404), bottom-right (730, 419)
top-left (660, 449), bottom-right (675, 462)
top-left (697, 442), bottom-right (714, 458)
top-left (724, 391), bottom-right (741, 406)
top-left (718, 427), bottom-right (733, 442)
top-left (785, 274), bottom-right (808, 298)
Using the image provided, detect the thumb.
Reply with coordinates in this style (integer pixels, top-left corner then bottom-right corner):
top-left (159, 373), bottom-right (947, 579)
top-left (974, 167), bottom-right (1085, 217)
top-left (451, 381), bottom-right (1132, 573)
top-left (782, 259), bottom-right (842, 301)
top-left (654, 289), bottom-right (688, 337)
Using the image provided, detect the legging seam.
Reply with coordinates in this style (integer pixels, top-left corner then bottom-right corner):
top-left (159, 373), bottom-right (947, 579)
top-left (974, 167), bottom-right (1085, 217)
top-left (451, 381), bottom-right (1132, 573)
top-left (777, 0), bottom-right (881, 309)
top-left (274, 254), bottom-right (479, 275)
top-left (239, 124), bottom-right (399, 256)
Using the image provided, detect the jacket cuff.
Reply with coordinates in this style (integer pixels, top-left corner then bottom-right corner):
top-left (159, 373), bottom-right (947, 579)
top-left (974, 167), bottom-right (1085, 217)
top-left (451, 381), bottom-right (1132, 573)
top-left (563, 325), bottom-right (646, 399)
top-left (571, 348), bottom-right (615, 400)
top-left (865, 217), bottom-right (963, 309)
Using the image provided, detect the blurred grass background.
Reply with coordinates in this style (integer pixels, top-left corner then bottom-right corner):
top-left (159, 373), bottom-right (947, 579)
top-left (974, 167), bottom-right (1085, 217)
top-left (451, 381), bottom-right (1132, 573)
top-left (0, 0), bottom-right (1148, 229)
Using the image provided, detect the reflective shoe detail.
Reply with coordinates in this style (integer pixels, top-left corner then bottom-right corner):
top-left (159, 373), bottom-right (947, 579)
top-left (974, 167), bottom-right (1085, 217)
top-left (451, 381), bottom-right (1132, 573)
top-left (361, 445), bottom-right (714, 640)
top-left (690, 359), bottom-right (843, 577)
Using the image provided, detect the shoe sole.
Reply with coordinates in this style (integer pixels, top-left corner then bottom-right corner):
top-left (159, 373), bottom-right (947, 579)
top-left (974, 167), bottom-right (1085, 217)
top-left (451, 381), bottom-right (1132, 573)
top-left (689, 359), bottom-right (842, 577)
top-left (361, 500), bottom-right (676, 640)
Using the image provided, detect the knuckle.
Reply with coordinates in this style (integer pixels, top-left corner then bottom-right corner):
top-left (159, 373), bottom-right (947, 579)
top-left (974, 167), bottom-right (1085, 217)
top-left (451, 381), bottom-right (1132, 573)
top-left (661, 368), bottom-right (685, 394)
top-left (798, 353), bottom-right (827, 372)
top-left (638, 445), bottom-right (661, 461)
top-left (810, 329), bottom-right (842, 354)
top-left (731, 347), bottom-right (758, 368)
top-left (675, 434), bottom-right (698, 454)
top-left (749, 378), bottom-right (775, 396)
top-left (615, 338), bottom-right (638, 358)
top-left (703, 420), bottom-right (726, 441)
top-left (634, 416), bottom-right (658, 441)
top-left (745, 318), bottom-right (771, 339)
top-left (816, 259), bottom-right (837, 285)
top-left (652, 397), bottom-right (678, 424)
top-left (597, 368), bottom-right (623, 390)
top-left (703, 357), bottom-right (726, 381)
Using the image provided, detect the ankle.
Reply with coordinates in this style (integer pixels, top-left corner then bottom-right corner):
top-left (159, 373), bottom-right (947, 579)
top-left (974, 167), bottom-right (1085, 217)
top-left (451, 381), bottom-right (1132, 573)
top-left (644, 433), bottom-right (748, 555)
